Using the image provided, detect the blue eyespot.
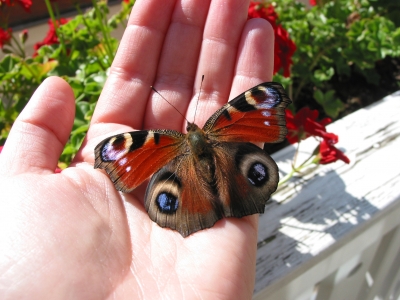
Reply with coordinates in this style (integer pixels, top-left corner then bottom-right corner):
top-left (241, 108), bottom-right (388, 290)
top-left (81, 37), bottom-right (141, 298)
top-left (156, 192), bottom-right (179, 214)
top-left (247, 162), bottom-right (268, 187)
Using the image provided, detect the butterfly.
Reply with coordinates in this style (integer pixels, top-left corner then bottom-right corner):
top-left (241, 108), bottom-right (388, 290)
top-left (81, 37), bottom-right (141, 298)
top-left (94, 82), bottom-right (291, 237)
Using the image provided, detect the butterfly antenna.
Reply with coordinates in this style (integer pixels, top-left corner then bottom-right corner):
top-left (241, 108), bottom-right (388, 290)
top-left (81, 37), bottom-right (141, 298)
top-left (193, 75), bottom-right (204, 124)
top-left (151, 86), bottom-right (189, 124)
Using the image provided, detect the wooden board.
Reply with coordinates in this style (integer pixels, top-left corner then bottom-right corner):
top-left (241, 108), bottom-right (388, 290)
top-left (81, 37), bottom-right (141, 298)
top-left (254, 91), bottom-right (400, 296)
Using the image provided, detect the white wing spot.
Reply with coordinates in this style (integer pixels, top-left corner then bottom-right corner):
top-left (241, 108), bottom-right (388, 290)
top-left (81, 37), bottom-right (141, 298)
top-left (262, 110), bottom-right (271, 117)
top-left (119, 157), bottom-right (127, 166)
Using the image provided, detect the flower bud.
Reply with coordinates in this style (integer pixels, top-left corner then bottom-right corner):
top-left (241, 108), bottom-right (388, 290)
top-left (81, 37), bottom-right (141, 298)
top-left (19, 29), bottom-right (29, 44)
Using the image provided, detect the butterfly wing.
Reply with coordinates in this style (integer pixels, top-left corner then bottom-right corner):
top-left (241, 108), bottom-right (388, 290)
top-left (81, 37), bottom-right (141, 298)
top-left (94, 130), bottom-right (184, 192)
top-left (144, 153), bottom-right (223, 237)
top-left (144, 141), bottom-right (279, 237)
top-left (203, 82), bottom-right (291, 143)
top-left (213, 142), bottom-right (279, 218)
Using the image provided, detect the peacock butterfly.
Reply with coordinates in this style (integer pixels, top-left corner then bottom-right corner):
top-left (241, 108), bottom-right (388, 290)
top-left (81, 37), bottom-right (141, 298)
top-left (94, 82), bottom-right (291, 237)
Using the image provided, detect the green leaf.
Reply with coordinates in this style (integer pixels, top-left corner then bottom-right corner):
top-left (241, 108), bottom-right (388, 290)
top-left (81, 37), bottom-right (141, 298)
top-left (0, 55), bottom-right (20, 73)
top-left (313, 67), bottom-right (334, 83)
top-left (314, 89), bottom-right (344, 118)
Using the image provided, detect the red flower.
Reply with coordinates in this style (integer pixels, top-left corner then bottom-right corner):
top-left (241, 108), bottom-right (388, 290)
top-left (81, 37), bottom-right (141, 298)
top-left (286, 107), bottom-right (337, 144)
top-left (248, 2), bottom-right (278, 27)
top-left (318, 139), bottom-right (350, 164)
top-left (0, 146), bottom-right (3, 153)
top-left (19, 29), bottom-right (28, 43)
top-left (309, 0), bottom-right (317, 6)
top-left (33, 18), bottom-right (69, 55)
top-left (0, 27), bottom-right (12, 49)
top-left (248, 2), bottom-right (296, 77)
top-left (16, 0), bottom-right (31, 12)
top-left (0, 0), bottom-right (32, 12)
top-left (274, 25), bottom-right (296, 77)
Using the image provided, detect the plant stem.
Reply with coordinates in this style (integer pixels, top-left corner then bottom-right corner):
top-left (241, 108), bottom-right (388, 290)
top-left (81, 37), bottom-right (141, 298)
top-left (92, 0), bottom-right (115, 64)
top-left (75, 3), bottom-right (107, 70)
top-left (20, 61), bottom-right (41, 84)
top-left (44, 0), bottom-right (67, 57)
top-left (279, 143), bottom-right (319, 186)
top-left (11, 35), bottom-right (25, 58)
top-left (278, 169), bottom-right (296, 186)
top-left (292, 141), bottom-right (301, 167)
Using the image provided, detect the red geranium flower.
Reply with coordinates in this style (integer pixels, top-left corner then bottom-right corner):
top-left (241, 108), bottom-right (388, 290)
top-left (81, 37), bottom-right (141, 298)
top-left (248, 2), bottom-right (296, 77)
top-left (33, 18), bottom-right (69, 55)
top-left (16, 0), bottom-right (31, 12)
top-left (0, 0), bottom-right (32, 12)
top-left (318, 139), bottom-right (350, 164)
top-left (309, 0), bottom-right (317, 6)
top-left (274, 25), bottom-right (296, 77)
top-left (0, 27), bottom-right (12, 49)
top-left (248, 2), bottom-right (278, 27)
top-left (286, 107), bottom-right (337, 144)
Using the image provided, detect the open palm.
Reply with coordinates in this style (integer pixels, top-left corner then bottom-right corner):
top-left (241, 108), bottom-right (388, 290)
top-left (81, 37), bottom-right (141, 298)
top-left (0, 0), bottom-right (274, 298)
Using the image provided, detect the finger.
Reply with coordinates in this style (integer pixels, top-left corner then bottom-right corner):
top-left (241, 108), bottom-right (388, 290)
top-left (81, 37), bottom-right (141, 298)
top-left (187, 0), bottom-right (251, 127)
top-left (232, 18), bottom-right (274, 150)
top-left (0, 77), bottom-right (75, 175)
top-left (143, 0), bottom-right (212, 131)
top-left (230, 18), bottom-right (275, 97)
top-left (91, 0), bottom-right (178, 129)
top-left (79, 0), bottom-right (179, 164)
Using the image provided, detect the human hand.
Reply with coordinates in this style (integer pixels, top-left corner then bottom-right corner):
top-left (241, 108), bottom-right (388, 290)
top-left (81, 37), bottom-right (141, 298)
top-left (0, 0), bottom-right (274, 298)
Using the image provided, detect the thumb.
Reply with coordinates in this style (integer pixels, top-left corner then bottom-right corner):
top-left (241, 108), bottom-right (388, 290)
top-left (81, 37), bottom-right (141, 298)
top-left (0, 77), bottom-right (75, 175)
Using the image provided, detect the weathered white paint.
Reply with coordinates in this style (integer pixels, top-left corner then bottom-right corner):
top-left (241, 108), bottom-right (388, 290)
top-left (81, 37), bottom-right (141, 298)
top-left (254, 91), bottom-right (400, 300)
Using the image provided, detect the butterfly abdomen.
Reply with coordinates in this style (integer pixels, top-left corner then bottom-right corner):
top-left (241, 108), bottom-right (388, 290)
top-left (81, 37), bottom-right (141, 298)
top-left (185, 126), bottom-right (216, 186)
top-left (186, 122), bottom-right (210, 157)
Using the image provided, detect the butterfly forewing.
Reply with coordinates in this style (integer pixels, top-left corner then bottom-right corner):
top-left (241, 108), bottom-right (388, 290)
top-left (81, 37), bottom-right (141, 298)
top-left (94, 129), bottom-right (184, 192)
top-left (203, 82), bottom-right (290, 143)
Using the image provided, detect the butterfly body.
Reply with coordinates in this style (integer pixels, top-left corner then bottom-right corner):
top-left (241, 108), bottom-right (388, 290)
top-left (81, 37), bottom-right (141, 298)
top-left (95, 82), bottom-right (291, 237)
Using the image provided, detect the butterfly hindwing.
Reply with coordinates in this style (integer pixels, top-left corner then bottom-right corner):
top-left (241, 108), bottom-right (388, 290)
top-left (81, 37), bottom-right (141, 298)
top-left (213, 142), bottom-right (279, 218)
top-left (94, 129), bottom-right (184, 192)
top-left (203, 82), bottom-right (290, 144)
top-left (144, 141), bottom-right (279, 237)
top-left (145, 154), bottom-right (223, 237)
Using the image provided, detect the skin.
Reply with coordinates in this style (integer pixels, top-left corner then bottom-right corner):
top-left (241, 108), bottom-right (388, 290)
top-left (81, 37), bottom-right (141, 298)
top-left (0, 0), bottom-right (274, 298)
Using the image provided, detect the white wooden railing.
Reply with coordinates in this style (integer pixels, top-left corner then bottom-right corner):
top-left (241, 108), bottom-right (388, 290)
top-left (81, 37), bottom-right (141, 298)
top-left (254, 91), bottom-right (400, 300)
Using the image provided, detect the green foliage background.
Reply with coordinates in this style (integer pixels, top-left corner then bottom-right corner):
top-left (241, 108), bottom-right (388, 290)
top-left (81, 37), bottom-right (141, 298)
top-left (0, 0), bottom-right (134, 166)
top-left (273, 0), bottom-right (400, 118)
